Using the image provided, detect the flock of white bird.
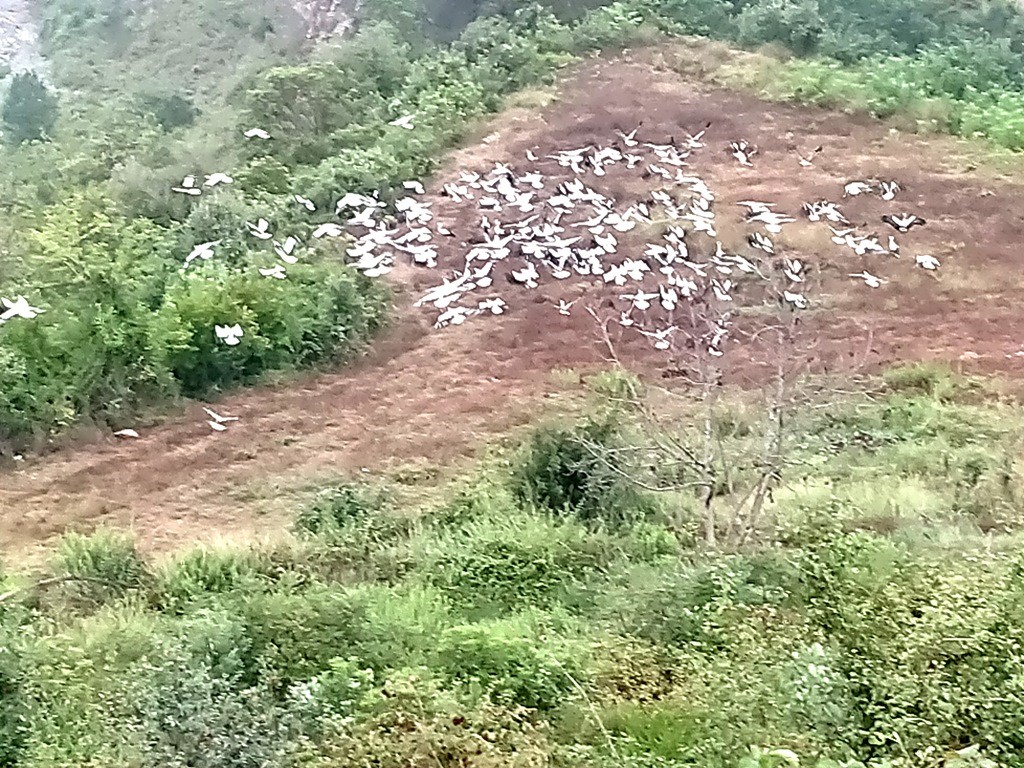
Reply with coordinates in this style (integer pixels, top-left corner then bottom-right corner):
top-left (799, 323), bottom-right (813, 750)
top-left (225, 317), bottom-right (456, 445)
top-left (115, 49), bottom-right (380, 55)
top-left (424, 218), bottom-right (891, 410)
top-left (0, 113), bottom-right (948, 442)
top-left (319, 125), bottom-right (942, 361)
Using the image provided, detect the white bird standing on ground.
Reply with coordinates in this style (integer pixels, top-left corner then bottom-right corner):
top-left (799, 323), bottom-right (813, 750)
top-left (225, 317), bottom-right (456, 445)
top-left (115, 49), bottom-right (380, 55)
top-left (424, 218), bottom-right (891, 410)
top-left (215, 324), bottom-right (244, 346)
top-left (113, 429), bottom-right (140, 439)
top-left (916, 254), bottom-right (940, 270)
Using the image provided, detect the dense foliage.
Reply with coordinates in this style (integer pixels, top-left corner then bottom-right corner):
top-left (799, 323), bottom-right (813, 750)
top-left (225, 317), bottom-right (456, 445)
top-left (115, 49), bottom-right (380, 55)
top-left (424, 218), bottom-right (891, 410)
top-left (3, 381), bottom-right (1024, 766)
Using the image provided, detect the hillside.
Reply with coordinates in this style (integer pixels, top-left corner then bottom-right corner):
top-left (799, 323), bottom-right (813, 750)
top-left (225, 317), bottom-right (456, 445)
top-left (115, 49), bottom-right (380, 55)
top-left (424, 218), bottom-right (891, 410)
top-left (5, 1), bottom-right (1024, 766)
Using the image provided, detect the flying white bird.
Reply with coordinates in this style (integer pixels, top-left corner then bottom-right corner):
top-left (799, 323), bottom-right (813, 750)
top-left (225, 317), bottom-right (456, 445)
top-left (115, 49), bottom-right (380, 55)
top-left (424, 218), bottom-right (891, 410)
top-left (207, 420), bottom-right (228, 432)
top-left (729, 140), bottom-right (757, 167)
top-left (184, 240), bottom-right (220, 267)
top-left (882, 214), bottom-right (926, 233)
top-left (0, 296), bottom-right (44, 323)
top-left (215, 324), bottom-right (244, 346)
top-left (274, 236), bottom-right (299, 264)
top-left (403, 180), bottom-right (425, 195)
top-left (312, 222), bottom-right (344, 239)
top-left (844, 181), bottom-right (873, 197)
top-left (294, 194), bottom-right (316, 212)
top-left (478, 298), bottom-right (507, 315)
top-left (797, 145), bottom-right (822, 167)
top-left (557, 299), bottom-right (576, 316)
top-left (246, 218), bottom-right (272, 240)
top-left (389, 114), bottom-right (415, 130)
top-left (259, 265), bottom-right (287, 280)
top-left (783, 290), bottom-right (808, 309)
top-left (203, 173), bottom-right (233, 187)
top-left (113, 429), bottom-right (140, 439)
top-left (916, 254), bottom-right (940, 270)
top-left (850, 270), bottom-right (887, 288)
top-left (243, 128), bottom-right (271, 140)
top-left (880, 180), bottom-right (901, 201)
top-left (203, 407), bottom-right (239, 425)
top-left (172, 175), bottom-right (201, 196)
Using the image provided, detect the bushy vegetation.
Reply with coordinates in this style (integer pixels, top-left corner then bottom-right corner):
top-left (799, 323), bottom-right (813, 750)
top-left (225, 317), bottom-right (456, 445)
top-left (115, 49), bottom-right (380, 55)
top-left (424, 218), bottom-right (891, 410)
top-left (3, 379), bottom-right (1024, 766)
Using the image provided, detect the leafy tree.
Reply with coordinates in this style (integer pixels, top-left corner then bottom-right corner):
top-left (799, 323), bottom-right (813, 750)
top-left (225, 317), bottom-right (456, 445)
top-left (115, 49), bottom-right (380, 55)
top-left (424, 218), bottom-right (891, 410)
top-left (2, 72), bottom-right (58, 144)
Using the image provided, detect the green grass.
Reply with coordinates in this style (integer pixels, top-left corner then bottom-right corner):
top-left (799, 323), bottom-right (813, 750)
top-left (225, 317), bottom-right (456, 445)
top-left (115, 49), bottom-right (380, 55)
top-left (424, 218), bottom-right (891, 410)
top-left (4, 370), bottom-right (1024, 766)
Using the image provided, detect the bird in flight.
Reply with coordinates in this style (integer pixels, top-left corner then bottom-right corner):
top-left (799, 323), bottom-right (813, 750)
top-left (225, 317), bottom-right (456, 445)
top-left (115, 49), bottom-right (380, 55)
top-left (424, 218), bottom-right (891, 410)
top-left (390, 114), bottom-right (415, 130)
top-left (882, 213), bottom-right (926, 233)
top-left (0, 296), bottom-right (44, 324)
top-left (215, 324), bottom-right (244, 346)
top-left (243, 128), bottom-right (271, 140)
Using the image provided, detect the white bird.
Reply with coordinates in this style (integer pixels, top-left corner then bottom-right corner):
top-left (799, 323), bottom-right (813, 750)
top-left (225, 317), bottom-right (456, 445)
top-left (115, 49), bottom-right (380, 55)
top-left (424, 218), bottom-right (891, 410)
top-left (203, 172), bottom-right (233, 187)
top-left (389, 114), bottom-right (415, 130)
top-left (844, 181), bottom-right (873, 197)
top-left (203, 407), bottom-right (239, 425)
top-left (243, 128), bottom-right (271, 140)
top-left (916, 254), bottom-right (940, 270)
top-left (259, 265), bottom-right (287, 280)
top-left (172, 175), bottom-right (201, 196)
top-left (557, 299), bottom-right (576, 316)
top-left (0, 296), bottom-right (43, 323)
top-left (783, 290), bottom-right (808, 309)
top-left (880, 180), bottom-right (901, 201)
top-left (294, 194), bottom-right (316, 212)
top-left (797, 145), bottom-right (822, 167)
top-left (882, 214), bottom-right (926, 233)
top-left (640, 326), bottom-right (677, 351)
top-left (207, 420), bottom-right (228, 432)
top-left (478, 298), bottom-right (507, 315)
top-left (511, 262), bottom-right (540, 288)
top-left (215, 324), bottom-right (244, 346)
top-left (850, 270), bottom-right (887, 288)
top-left (246, 218), bottom-right (272, 240)
top-left (184, 240), bottom-right (220, 267)
top-left (312, 222), bottom-right (344, 239)
top-left (622, 291), bottom-right (657, 311)
top-left (748, 232), bottom-right (775, 254)
top-left (403, 180), bottom-right (426, 195)
top-left (729, 140), bottom-right (757, 167)
top-left (888, 235), bottom-right (900, 256)
top-left (113, 429), bottom-right (140, 439)
top-left (274, 236), bottom-right (300, 264)
top-left (783, 258), bottom-right (804, 283)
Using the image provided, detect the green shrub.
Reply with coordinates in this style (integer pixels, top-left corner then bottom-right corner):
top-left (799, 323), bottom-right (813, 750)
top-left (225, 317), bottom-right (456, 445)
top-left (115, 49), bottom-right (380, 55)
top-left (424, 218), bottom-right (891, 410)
top-left (128, 643), bottom-right (294, 768)
top-left (434, 618), bottom-right (580, 710)
top-left (48, 530), bottom-right (151, 610)
top-left (2, 71), bottom-right (58, 144)
top-left (512, 419), bottom-right (656, 527)
top-left (424, 512), bottom-right (612, 613)
top-left (238, 586), bottom-right (377, 689)
top-left (296, 483), bottom-right (388, 536)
